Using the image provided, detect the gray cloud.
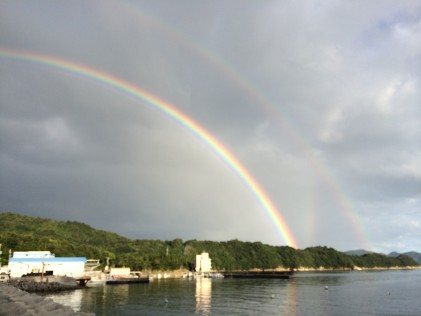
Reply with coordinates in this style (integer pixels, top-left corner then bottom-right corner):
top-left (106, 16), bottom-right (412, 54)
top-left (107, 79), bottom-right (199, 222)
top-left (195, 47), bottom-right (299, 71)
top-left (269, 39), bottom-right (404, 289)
top-left (1, 1), bottom-right (420, 253)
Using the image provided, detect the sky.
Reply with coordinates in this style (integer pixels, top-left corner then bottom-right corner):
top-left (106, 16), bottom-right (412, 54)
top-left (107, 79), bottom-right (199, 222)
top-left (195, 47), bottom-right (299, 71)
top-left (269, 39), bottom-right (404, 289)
top-left (1, 1), bottom-right (420, 254)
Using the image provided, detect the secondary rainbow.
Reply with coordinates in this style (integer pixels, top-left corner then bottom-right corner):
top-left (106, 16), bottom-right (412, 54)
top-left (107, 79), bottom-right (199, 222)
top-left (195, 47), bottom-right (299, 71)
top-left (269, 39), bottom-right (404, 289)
top-left (0, 48), bottom-right (299, 248)
top-left (116, 3), bottom-right (371, 249)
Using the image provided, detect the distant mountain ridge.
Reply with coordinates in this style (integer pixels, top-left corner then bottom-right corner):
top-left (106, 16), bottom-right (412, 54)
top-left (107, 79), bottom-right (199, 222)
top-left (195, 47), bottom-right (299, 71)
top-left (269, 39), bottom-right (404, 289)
top-left (346, 249), bottom-right (421, 265)
top-left (345, 249), bottom-right (375, 256)
top-left (389, 251), bottom-right (421, 264)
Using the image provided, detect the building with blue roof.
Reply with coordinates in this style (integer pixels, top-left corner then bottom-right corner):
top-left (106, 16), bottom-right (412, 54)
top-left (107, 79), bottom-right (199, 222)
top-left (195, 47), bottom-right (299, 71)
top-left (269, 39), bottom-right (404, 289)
top-left (8, 251), bottom-right (87, 278)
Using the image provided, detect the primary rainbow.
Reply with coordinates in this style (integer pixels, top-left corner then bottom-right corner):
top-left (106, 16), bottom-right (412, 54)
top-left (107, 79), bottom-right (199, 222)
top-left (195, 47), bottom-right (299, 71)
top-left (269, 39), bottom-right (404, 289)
top-left (118, 3), bottom-right (371, 249)
top-left (0, 48), bottom-right (299, 248)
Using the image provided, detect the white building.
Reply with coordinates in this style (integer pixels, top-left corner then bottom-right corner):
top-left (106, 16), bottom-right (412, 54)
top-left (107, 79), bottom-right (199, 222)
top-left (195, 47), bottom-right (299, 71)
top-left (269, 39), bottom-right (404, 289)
top-left (195, 252), bottom-right (212, 273)
top-left (8, 251), bottom-right (87, 278)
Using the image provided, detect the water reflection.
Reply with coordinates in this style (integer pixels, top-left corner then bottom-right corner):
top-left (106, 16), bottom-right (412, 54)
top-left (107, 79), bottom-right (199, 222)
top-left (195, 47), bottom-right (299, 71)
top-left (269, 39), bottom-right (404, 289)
top-left (195, 278), bottom-right (211, 315)
top-left (40, 271), bottom-right (421, 315)
top-left (45, 288), bottom-right (83, 312)
top-left (286, 276), bottom-right (298, 316)
top-left (107, 283), bottom-right (130, 304)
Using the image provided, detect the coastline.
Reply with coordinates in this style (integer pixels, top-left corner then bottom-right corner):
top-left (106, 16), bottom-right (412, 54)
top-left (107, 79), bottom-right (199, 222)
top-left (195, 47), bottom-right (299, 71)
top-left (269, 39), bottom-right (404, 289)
top-left (293, 265), bottom-right (421, 272)
top-left (141, 265), bottom-right (421, 279)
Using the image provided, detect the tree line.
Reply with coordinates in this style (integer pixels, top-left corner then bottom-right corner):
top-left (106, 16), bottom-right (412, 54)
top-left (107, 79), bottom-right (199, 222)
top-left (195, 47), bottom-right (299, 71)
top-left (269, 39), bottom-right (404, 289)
top-left (0, 213), bottom-right (418, 270)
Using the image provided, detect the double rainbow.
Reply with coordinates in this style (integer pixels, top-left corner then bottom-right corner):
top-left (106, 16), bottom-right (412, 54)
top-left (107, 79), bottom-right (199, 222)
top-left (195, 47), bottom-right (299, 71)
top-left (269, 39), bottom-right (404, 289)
top-left (119, 5), bottom-right (370, 249)
top-left (0, 49), bottom-right (299, 248)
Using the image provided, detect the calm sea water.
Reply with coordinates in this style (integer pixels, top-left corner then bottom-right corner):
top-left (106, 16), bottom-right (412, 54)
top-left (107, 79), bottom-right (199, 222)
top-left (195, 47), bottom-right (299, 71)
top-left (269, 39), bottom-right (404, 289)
top-left (44, 270), bottom-right (421, 315)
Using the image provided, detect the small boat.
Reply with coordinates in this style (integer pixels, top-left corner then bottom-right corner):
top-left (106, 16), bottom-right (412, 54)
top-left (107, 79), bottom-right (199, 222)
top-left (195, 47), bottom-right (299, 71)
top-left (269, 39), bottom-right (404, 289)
top-left (208, 272), bottom-right (224, 278)
top-left (86, 273), bottom-right (111, 287)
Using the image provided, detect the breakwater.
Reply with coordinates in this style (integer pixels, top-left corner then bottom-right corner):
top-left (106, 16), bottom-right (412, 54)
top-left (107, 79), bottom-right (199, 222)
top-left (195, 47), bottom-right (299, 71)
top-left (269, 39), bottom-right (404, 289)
top-left (8, 276), bottom-right (84, 292)
top-left (223, 270), bottom-right (293, 279)
top-left (0, 283), bottom-right (93, 316)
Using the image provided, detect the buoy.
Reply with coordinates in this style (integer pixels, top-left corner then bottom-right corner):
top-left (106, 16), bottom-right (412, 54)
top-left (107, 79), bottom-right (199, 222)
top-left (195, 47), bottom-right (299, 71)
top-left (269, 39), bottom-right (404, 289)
top-left (164, 298), bottom-right (168, 304)
top-left (271, 294), bottom-right (275, 299)
top-left (324, 286), bottom-right (328, 290)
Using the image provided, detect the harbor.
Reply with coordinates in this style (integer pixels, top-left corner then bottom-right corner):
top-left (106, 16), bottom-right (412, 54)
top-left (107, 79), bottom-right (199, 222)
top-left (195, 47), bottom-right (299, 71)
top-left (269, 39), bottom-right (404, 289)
top-left (0, 249), bottom-right (295, 294)
top-left (0, 250), bottom-right (155, 292)
top-left (3, 248), bottom-right (420, 316)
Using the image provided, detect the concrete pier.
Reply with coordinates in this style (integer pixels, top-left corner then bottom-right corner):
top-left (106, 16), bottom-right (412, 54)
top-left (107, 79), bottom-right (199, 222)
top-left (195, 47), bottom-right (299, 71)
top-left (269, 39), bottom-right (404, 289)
top-left (223, 271), bottom-right (294, 279)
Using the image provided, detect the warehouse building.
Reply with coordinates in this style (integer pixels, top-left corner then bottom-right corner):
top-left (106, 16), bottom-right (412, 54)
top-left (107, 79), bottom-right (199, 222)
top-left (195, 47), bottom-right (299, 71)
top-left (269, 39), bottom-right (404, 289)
top-left (8, 251), bottom-right (87, 278)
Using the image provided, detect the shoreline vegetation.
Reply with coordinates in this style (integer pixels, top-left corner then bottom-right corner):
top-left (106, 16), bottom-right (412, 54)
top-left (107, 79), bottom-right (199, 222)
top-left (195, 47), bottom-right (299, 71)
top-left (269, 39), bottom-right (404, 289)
top-left (1, 213), bottom-right (420, 272)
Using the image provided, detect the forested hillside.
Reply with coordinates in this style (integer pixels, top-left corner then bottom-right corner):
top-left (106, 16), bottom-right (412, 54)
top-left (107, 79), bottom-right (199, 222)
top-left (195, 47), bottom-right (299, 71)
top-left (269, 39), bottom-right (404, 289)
top-left (0, 213), bottom-right (418, 271)
top-left (389, 251), bottom-right (421, 264)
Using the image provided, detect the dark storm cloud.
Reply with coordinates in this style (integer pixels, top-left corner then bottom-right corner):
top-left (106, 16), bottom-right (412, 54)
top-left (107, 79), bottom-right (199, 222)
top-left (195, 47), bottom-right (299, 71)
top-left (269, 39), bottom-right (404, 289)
top-left (1, 0), bottom-right (420, 253)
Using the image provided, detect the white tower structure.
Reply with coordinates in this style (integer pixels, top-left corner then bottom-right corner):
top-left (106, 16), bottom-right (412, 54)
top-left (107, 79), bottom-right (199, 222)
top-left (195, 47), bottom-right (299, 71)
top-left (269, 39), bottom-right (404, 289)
top-left (195, 252), bottom-right (212, 273)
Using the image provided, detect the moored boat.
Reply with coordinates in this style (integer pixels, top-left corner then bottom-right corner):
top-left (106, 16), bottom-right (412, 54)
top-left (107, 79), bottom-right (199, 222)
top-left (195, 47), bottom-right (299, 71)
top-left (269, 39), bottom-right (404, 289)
top-left (86, 273), bottom-right (111, 287)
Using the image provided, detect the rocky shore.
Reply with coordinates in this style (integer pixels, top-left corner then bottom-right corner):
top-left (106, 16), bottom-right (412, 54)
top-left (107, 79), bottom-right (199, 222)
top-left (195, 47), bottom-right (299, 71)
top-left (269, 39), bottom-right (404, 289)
top-left (0, 283), bottom-right (94, 316)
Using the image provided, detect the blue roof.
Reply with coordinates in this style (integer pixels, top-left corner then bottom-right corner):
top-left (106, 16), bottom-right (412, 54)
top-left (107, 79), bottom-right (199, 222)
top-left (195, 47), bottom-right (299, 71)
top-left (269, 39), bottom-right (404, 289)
top-left (9, 257), bottom-right (87, 263)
